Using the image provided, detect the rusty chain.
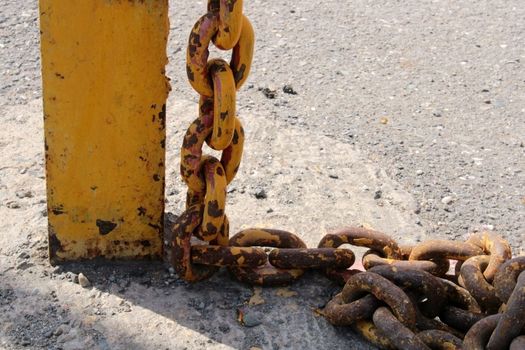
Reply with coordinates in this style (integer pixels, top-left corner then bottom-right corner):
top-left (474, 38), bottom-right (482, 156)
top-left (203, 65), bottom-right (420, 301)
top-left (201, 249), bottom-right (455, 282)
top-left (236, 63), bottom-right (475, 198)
top-left (172, 1), bottom-right (525, 348)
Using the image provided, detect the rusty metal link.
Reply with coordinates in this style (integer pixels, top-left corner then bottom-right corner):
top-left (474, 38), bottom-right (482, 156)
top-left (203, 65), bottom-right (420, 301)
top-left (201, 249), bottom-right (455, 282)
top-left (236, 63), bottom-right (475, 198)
top-left (398, 288), bottom-right (466, 339)
top-left (172, 208), bottom-right (265, 281)
top-left (510, 336), bottom-right (525, 350)
top-left (341, 272), bottom-right (417, 329)
top-left (416, 330), bottom-right (463, 350)
top-left (371, 269), bottom-right (464, 338)
top-left (198, 156), bottom-right (227, 242)
top-left (458, 255), bottom-right (501, 313)
top-left (407, 239), bottom-right (485, 287)
top-left (207, 59), bottom-right (236, 150)
top-left (269, 247), bottom-right (355, 269)
top-left (368, 265), bottom-right (446, 318)
top-left (187, 13), bottom-right (219, 97)
top-left (213, 214), bottom-right (230, 246)
top-left (463, 314), bottom-right (501, 350)
top-left (409, 239), bottom-right (483, 262)
top-left (190, 245), bottom-right (266, 267)
top-left (466, 231), bottom-right (512, 282)
top-left (180, 99), bottom-right (214, 194)
top-left (412, 306), bottom-right (465, 340)
top-left (228, 229), bottom-right (307, 286)
top-left (486, 271), bottom-right (525, 350)
top-left (230, 15), bottom-right (254, 89)
top-left (372, 307), bottom-right (431, 350)
top-left (493, 256), bottom-right (525, 303)
top-left (318, 227), bottom-right (402, 284)
top-left (321, 266), bottom-right (361, 286)
top-left (220, 117), bottom-right (244, 183)
top-left (186, 11), bottom-right (254, 96)
top-left (440, 278), bottom-right (482, 313)
top-left (319, 227), bottom-right (403, 258)
top-left (439, 306), bottom-right (484, 333)
top-left (204, 3), bottom-right (254, 90)
top-left (207, 0), bottom-right (243, 50)
top-left (180, 98), bottom-right (244, 194)
top-left (352, 320), bottom-right (396, 350)
top-left (362, 249), bottom-right (450, 277)
top-left (172, 205), bottom-right (219, 282)
top-left (437, 277), bottom-right (483, 333)
top-left (322, 293), bottom-right (380, 326)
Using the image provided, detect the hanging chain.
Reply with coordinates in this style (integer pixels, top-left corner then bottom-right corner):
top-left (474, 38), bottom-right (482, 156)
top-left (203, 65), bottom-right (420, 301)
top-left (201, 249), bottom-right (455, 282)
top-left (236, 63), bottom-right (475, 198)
top-left (172, 2), bottom-right (525, 349)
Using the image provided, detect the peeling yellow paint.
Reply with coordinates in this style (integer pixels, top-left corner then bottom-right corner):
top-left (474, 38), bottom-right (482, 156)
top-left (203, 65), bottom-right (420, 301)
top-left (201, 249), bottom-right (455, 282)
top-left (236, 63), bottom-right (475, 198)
top-left (40, 0), bottom-right (170, 262)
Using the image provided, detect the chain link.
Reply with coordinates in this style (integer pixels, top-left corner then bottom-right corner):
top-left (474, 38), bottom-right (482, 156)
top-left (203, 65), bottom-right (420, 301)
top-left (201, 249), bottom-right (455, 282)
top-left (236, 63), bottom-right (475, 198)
top-left (172, 1), bottom-right (524, 348)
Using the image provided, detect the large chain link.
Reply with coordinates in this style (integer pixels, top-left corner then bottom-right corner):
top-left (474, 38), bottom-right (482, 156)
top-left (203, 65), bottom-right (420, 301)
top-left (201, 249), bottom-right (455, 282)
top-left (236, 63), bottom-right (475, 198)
top-left (172, 2), bottom-right (525, 348)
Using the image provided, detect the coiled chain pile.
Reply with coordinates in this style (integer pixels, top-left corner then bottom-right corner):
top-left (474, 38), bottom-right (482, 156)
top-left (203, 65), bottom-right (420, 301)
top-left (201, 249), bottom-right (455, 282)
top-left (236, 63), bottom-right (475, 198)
top-left (172, 1), bottom-right (525, 349)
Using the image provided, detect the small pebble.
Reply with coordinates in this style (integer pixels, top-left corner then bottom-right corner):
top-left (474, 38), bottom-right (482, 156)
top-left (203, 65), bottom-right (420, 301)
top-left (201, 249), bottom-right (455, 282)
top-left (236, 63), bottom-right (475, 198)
top-left (241, 311), bottom-right (263, 327)
top-left (259, 87), bottom-right (276, 99)
top-left (254, 188), bottom-right (267, 199)
top-left (15, 189), bottom-right (33, 199)
top-left (54, 324), bottom-right (70, 337)
top-left (416, 170), bottom-right (424, 175)
top-left (282, 84), bottom-right (297, 95)
top-left (78, 273), bottom-right (91, 288)
top-left (18, 251), bottom-right (30, 259)
top-left (6, 201), bottom-right (21, 209)
top-left (441, 196), bottom-right (455, 205)
top-left (16, 261), bottom-right (34, 270)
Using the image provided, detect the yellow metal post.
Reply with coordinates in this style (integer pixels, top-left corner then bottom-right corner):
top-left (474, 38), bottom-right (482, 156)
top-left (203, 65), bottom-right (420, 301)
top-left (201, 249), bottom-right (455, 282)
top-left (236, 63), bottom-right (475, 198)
top-left (39, 0), bottom-right (170, 262)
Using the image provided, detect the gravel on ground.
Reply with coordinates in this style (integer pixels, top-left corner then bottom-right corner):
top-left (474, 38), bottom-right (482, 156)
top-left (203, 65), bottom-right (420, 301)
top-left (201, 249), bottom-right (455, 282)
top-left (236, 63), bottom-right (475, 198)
top-left (1, 1), bottom-right (524, 349)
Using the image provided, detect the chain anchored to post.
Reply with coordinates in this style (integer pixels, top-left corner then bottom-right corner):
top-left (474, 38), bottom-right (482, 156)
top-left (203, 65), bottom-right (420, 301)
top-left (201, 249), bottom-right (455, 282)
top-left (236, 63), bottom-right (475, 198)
top-left (171, 2), bottom-right (525, 349)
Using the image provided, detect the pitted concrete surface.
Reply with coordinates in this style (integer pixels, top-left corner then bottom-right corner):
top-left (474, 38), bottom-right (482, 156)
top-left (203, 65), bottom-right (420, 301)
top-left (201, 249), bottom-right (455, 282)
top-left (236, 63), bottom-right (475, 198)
top-left (1, 0), bottom-right (524, 349)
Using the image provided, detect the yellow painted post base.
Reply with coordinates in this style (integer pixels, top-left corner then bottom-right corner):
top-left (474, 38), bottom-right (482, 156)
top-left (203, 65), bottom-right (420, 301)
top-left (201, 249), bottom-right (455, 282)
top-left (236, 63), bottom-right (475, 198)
top-left (39, 0), bottom-right (170, 263)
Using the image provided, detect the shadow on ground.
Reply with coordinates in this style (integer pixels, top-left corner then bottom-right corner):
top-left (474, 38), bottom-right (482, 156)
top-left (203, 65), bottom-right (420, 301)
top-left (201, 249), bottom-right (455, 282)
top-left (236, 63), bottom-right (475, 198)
top-left (0, 213), bottom-right (376, 350)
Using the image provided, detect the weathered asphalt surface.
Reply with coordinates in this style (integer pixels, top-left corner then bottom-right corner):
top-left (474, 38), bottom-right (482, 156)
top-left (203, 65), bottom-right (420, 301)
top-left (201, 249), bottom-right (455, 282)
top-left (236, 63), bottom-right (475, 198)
top-left (1, 0), bottom-right (524, 349)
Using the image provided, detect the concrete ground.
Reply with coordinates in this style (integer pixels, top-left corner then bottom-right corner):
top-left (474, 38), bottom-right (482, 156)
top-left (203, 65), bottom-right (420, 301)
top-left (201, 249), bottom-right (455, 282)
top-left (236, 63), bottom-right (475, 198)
top-left (1, 1), bottom-right (524, 349)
